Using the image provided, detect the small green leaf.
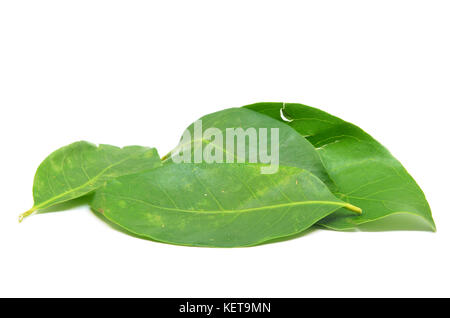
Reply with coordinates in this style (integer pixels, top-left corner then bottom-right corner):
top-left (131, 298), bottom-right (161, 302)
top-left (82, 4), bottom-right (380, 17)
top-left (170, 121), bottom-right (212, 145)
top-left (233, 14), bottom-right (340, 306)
top-left (91, 163), bottom-right (360, 247)
top-left (20, 141), bottom-right (161, 222)
top-left (244, 102), bottom-right (435, 231)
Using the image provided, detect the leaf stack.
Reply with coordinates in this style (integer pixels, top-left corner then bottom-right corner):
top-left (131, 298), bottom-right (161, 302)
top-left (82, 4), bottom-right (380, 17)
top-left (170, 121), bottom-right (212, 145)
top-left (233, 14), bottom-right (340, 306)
top-left (19, 103), bottom-right (435, 247)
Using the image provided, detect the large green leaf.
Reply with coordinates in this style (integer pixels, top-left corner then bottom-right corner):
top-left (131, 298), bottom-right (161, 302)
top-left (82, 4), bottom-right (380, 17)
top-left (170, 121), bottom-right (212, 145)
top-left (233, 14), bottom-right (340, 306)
top-left (20, 141), bottom-right (161, 222)
top-left (91, 163), bottom-right (360, 247)
top-left (244, 102), bottom-right (435, 231)
top-left (163, 107), bottom-right (335, 188)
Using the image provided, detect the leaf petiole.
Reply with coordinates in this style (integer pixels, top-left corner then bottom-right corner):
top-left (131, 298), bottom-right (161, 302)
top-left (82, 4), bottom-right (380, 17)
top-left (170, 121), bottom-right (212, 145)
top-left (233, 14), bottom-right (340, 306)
top-left (161, 153), bottom-right (170, 161)
top-left (19, 207), bottom-right (36, 223)
top-left (344, 203), bottom-right (362, 214)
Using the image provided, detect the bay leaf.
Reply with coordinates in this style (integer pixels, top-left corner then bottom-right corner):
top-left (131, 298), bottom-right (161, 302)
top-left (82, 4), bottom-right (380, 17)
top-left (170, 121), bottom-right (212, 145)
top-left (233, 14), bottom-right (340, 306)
top-left (244, 102), bottom-right (435, 231)
top-left (20, 141), bottom-right (161, 222)
top-left (91, 163), bottom-right (361, 247)
top-left (163, 107), bottom-right (335, 189)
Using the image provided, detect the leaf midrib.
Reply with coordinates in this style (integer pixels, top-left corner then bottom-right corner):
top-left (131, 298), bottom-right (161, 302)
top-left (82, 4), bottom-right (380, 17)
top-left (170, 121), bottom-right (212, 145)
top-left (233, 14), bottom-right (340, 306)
top-left (33, 154), bottom-right (140, 210)
top-left (163, 138), bottom-right (237, 163)
top-left (100, 192), bottom-right (348, 215)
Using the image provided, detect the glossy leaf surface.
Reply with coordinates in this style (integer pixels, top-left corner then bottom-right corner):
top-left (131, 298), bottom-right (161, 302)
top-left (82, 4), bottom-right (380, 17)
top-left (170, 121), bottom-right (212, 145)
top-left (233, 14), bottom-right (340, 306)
top-left (21, 141), bottom-right (161, 221)
top-left (244, 102), bottom-right (435, 231)
top-left (91, 164), bottom-right (358, 247)
top-left (164, 107), bottom-right (335, 188)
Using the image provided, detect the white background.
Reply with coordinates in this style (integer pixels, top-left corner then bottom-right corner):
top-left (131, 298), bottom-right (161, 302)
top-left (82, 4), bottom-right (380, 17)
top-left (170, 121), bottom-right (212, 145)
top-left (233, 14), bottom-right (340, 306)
top-left (1, 1), bottom-right (449, 297)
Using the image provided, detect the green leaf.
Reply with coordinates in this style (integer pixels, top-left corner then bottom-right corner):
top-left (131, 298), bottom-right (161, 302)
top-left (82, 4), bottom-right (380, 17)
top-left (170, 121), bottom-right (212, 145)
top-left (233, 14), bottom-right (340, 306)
top-left (20, 141), bottom-right (161, 222)
top-left (244, 102), bottom-right (435, 231)
top-left (91, 163), bottom-right (361, 247)
top-left (163, 107), bottom-right (335, 188)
